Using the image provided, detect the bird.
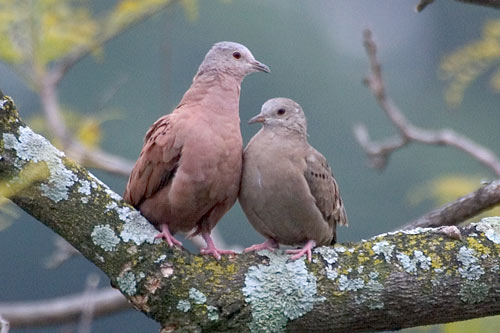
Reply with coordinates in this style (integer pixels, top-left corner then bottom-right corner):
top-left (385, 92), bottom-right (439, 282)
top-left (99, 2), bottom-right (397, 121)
top-left (124, 41), bottom-right (270, 260)
top-left (239, 98), bottom-right (348, 262)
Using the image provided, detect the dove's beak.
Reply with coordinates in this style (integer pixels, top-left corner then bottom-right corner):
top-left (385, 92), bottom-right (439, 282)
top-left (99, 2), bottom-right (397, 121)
top-left (248, 114), bottom-right (266, 124)
top-left (251, 60), bottom-right (270, 73)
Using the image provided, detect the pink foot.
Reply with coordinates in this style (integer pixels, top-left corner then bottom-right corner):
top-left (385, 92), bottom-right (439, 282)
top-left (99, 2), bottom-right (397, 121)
top-left (286, 240), bottom-right (317, 262)
top-left (155, 224), bottom-right (183, 249)
top-left (244, 239), bottom-right (279, 253)
top-left (200, 232), bottom-right (235, 260)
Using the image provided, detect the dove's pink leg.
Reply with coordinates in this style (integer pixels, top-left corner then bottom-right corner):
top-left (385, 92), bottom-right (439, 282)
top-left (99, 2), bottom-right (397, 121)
top-left (286, 240), bottom-right (317, 262)
top-left (155, 224), bottom-right (183, 248)
top-left (200, 232), bottom-right (235, 260)
top-left (244, 239), bottom-right (279, 253)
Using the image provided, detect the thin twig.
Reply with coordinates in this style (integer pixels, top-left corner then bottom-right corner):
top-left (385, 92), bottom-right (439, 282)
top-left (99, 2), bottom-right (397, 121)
top-left (0, 288), bottom-right (129, 329)
top-left (78, 275), bottom-right (100, 333)
top-left (39, 72), bottom-right (134, 176)
top-left (0, 315), bottom-right (9, 333)
top-left (51, 0), bottom-right (180, 86)
top-left (355, 29), bottom-right (500, 177)
top-left (44, 237), bottom-right (81, 269)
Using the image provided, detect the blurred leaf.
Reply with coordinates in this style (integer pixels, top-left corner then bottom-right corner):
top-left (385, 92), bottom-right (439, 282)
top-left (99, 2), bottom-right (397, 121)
top-left (0, 0), bottom-right (98, 68)
top-left (440, 20), bottom-right (500, 107)
top-left (77, 118), bottom-right (101, 149)
top-left (0, 0), bottom-right (178, 85)
top-left (408, 174), bottom-right (500, 221)
top-left (26, 107), bottom-right (122, 150)
top-left (0, 161), bottom-right (50, 231)
top-left (180, 0), bottom-right (199, 21)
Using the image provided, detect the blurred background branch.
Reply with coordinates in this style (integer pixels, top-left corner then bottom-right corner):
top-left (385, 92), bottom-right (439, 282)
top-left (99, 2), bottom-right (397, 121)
top-left (355, 29), bottom-right (500, 177)
top-left (0, 288), bottom-right (129, 330)
top-left (417, 0), bottom-right (500, 12)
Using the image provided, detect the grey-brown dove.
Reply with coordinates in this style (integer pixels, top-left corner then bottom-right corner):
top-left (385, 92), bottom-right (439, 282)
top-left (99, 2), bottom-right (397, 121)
top-left (124, 41), bottom-right (269, 260)
top-left (239, 98), bottom-right (348, 261)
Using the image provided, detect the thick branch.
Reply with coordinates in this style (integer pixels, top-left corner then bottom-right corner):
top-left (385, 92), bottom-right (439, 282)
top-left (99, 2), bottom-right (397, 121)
top-left (3, 92), bottom-right (500, 331)
top-left (417, 0), bottom-right (500, 11)
top-left (355, 30), bottom-right (500, 177)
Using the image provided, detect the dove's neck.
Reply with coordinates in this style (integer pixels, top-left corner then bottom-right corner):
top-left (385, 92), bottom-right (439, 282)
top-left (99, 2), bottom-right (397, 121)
top-left (178, 71), bottom-right (242, 117)
top-left (263, 123), bottom-right (308, 139)
top-left (260, 127), bottom-right (308, 144)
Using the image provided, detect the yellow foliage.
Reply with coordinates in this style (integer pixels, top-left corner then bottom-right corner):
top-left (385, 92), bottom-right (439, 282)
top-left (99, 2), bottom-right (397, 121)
top-left (408, 174), bottom-right (500, 221)
top-left (0, 0), bottom-right (188, 84)
top-left (27, 108), bottom-right (122, 150)
top-left (0, 162), bottom-right (50, 231)
top-left (440, 20), bottom-right (500, 107)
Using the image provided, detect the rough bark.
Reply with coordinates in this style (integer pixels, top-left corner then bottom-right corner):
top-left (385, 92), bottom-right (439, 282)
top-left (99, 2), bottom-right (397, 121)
top-left (2, 91), bottom-right (500, 332)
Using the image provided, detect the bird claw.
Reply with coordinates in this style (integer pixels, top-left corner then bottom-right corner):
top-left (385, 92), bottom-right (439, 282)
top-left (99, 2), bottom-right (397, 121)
top-left (155, 229), bottom-right (183, 249)
top-left (285, 240), bottom-right (316, 262)
top-left (244, 239), bottom-right (279, 253)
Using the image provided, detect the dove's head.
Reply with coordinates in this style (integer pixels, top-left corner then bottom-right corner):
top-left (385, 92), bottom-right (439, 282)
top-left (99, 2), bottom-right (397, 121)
top-left (249, 98), bottom-right (307, 136)
top-left (196, 41), bottom-right (270, 79)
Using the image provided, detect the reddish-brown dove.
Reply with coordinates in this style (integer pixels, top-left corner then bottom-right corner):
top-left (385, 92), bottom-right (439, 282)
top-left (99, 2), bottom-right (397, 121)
top-left (239, 98), bottom-right (348, 261)
top-left (124, 41), bottom-right (269, 260)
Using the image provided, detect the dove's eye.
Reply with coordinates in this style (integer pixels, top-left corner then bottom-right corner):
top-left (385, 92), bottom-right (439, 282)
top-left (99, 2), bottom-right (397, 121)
top-left (277, 108), bottom-right (286, 116)
top-left (232, 51), bottom-right (241, 59)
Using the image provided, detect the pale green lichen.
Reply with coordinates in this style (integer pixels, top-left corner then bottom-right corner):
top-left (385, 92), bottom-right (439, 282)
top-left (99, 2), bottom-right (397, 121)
top-left (459, 281), bottom-right (489, 304)
top-left (177, 300), bottom-right (191, 312)
top-left (325, 265), bottom-right (339, 280)
top-left (189, 288), bottom-right (207, 304)
top-left (457, 246), bottom-right (484, 280)
top-left (116, 271), bottom-right (137, 296)
top-left (372, 241), bottom-right (395, 263)
top-left (475, 217), bottom-right (500, 244)
top-left (207, 305), bottom-right (219, 321)
top-left (116, 206), bottom-right (157, 245)
top-left (314, 246), bottom-right (338, 264)
top-left (91, 224), bottom-right (120, 251)
top-left (338, 275), bottom-right (364, 291)
top-left (243, 250), bottom-right (325, 332)
top-left (78, 180), bottom-right (91, 203)
top-left (355, 272), bottom-right (384, 310)
top-left (396, 250), bottom-right (431, 275)
top-left (154, 254), bottom-right (167, 263)
top-left (3, 126), bottom-right (77, 202)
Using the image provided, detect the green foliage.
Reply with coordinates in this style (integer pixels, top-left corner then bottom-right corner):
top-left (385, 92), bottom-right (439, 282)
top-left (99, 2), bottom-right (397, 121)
top-left (440, 20), bottom-right (500, 107)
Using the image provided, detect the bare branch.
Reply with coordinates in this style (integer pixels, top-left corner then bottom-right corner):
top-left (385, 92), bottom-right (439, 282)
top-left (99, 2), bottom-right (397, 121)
top-left (0, 315), bottom-right (9, 333)
top-left (417, 0), bottom-right (500, 11)
top-left (402, 179), bottom-right (500, 229)
top-left (45, 237), bottom-right (81, 269)
top-left (50, 1), bottom-right (180, 86)
top-left (0, 288), bottom-right (129, 329)
top-left (78, 275), bottom-right (101, 333)
top-left (39, 73), bottom-right (134, 176)
top-left (356, 29), bottom-right (500, 177)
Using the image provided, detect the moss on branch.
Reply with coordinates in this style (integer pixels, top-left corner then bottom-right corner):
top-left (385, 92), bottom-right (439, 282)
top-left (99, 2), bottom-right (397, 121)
top-left (2, 90), bottom-right (500, 332)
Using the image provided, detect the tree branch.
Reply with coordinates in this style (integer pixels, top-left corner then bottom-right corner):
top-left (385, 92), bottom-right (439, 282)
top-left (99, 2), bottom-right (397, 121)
top-left (416, 0), bottom-right (500, 11)
top-left (3, 91), bottom-right (500, 331)
top-left (402, 179), bottom-right (500, 229)
top-left (356, 29), bottom-right (500, 177)
top-left (0, 288), bottom-right (128, 329)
